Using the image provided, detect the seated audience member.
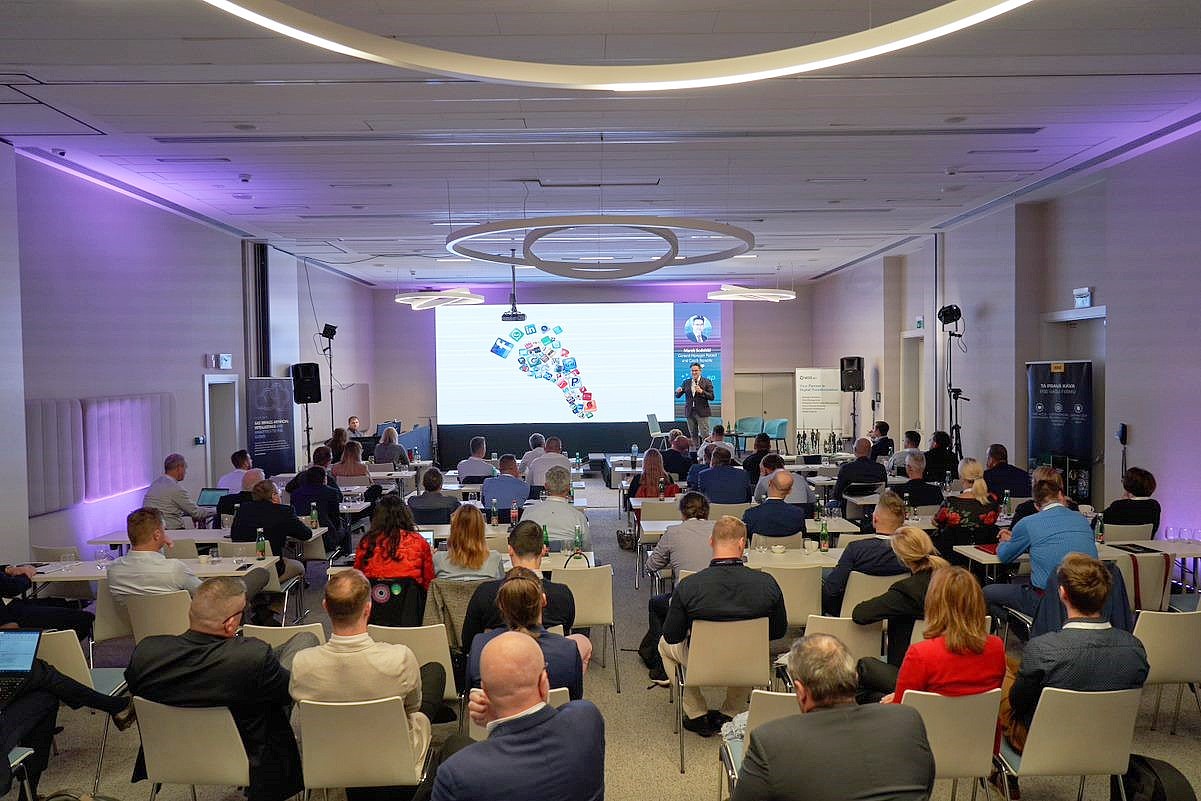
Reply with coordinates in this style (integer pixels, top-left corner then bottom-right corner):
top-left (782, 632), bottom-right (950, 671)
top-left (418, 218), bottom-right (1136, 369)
top-left (660, 517), bottom-right (786, 737)
top-left (741, 471), bottom-right (806, 538)
top-left (217, 449), bottom-right (252, 493)
top-left (821, 491), bottom-right (909, 615)
top-left (330, 440), bottom-right (369, 479)
top-left (518, 433), bottom-right (546, 475)
top-left (931, 457), bottom-right (1000, 559)
top-left (326, 428), bottom-right (349, 464)
top-left (372, 426), bottom-right (410, 467)
top-left (869, 421), bottom-right (894, 460)
top-left (893, 453), bottom-right (945, 509)
top-left (983, 443), bottom-right (1032, 499)
top-left (853, 527), bottom-right (949, 700)
top-left (216, 468), bottom-right (263, 524)
top-left (887, 429), bottom-right (923, 477)
top-left (730, 634), bottom-right (934, 801)
top-left (461, 522), bottom-right (576, 652)
top-left (628, 447), bottom-right (680, 501)
top-left (467, 568), bottom-right (589, 700)
top-left (0, 562), bottom-right (95, 639)
top-left (753, 455), bottom-right (816, 509)
top-left (526, 435), bottom-right (572, 490)
top-left (288, 465), bottom-right (347, 554)
top-left (697, 425), bottom-right (736, 464)
top-left (662, 435), bottom-right (696, 482)
top-left (230, 479), bottom-right (307, 585)
top-left (922, 431), bottom-right (959, 482)
top-left (1000, 554), bottom-right (1149, 756)
top-left (983, 478), bottom-right (1098, 618)
top-left (480, 454), bottom-right (530, 522)
top-left (346, 416), bottom-right (363, 436)
top-left (518, 466), bottom-right (590, 549)
top-left (143, 453), bottom-right (208, 530)
top-left (284, 446), bottom-right (338, 494)
top-left (126, 577), bottom-right (317, 801)
top-left (436, 505), bottom-right (503, 581)
top-left (1102, 466), bottom-right (1161, 535)
top-left (407, 467), bottom-right (461, 525)
top-left (355, 494), bottom-right (435, 591)
top-left (696, 448), bottom-right (751, 504)
top-left (290, 569), bottom-right (446, 785)
top-left (832, 437), bottom-right (887, 505)
top-left (741, 434), bottom-right (773, 482)
top-left (438, 632), bottom-right (605, 801)
top-left (456, 436), bottom-right (494, 484)
top-left (1010, 465), bottom-right (1077, 526)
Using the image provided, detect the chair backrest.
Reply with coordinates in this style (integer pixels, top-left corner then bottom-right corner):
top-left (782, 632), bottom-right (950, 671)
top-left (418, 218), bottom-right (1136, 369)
top-left (550, 565), bottom-right (614, 627)
top-left (484, 534), bottom-right (510, 553)
top-left (1104, 523), bottom-right (1154, 543)
top-left (677, 569), bottom-right (697, 583)
top-left (903, 689), bottom-right (1001, 779)
top-left (710, 502), bottom-right (751, 519)
top-left (217, 540), bottom-right (273, 558)
top-left (761, 566), bottom-right (822, 628)
top-left (817, 465), bottom-right (840, 478)
top-left (31, 544), bottom-right (79, 561)
top-left (908, 618), bottom-right (928, 646)
top-left (1008, 497), bottom-right (1032, 509)
top-left (647, 414), bottom-right (663, 436)
top-left (337, 474), bottom-right (373, 487)
top-left (94, 584), bottom-right (134, 643)
top-left (750, 533), bottom-right (803, 550)
top-left (299, 697), bottom-right (418, 788)
top-left (468, 685), bottom-right (570, 740)
top-left (164, 539), bottom-right (199, 559)
top-left (1132, 611), bottom-right (1201, 685)
top-left (844, 482), bottom-right (884, 497)
top-left (735, 417), bottom-right (765, 435)
top-left (745, 689), bottom-right (798, 735)
top-left (367, 623), bottom-right (458, 699)
top-left (685, 618), bottom-right (771, 688)
top-left (639, 499), bottom-right (680, 521)
top-left (763, 419), bottom-right (788, 439)
top-left (242, 622), bottom-right (326, 649)
top-left (803, 615), bottom-right (884, 661)
top-left (833, 533), bottom-right (875, 548)
top-left (134, 697), bottom-right (249, 787)
top-left (126, 590), bottom-right (192, 643)
top-left (1019, 688), bottom-right (1141, 777)
top-left (1113, 552), bottom-right (1172, 612)
top-left (840, 571), bottom-right (903, 617)
top-left (36, 629), bottom-right (94, 688)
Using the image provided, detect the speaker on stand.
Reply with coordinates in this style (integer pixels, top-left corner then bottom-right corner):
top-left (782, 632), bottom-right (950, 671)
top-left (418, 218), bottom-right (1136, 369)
top-left (840, 356), bottom-right (864, 441)
top-left (291, 362), bottom-right (322, 462)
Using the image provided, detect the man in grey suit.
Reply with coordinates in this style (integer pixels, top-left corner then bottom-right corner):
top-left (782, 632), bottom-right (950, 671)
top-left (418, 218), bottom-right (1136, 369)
top-left (731, 634), bottom-right (934, 801)
top-left (675, 362), bottom-right (715, 447)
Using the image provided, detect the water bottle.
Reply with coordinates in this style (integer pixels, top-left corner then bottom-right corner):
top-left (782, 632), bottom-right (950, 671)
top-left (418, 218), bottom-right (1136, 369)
top-left (489, 499), bottom-right (497, 525)
top-left (819, 520), bottom-right (830, 553)
top-left (255, 528), bottom-right (267, 559)
top-left (903, 492), bottom-right (912, 521)
top-left (658, 476), bottom-right (666, 501)
top-left (573, 524), bottom-right (583, 553)
top-left (510, 498), bottom-right (520, 524)
top-left (414, 448), bottom-right (420, 461)
top-left (1095, 513), bottom-right (1105, 544)
top-left (1002, 490), bottom-right (1012, 516)
top-left (944, 470), bottom-right (952, 491)
top-left (542, 524), bottom-right (551, 553)
top-left (309, 502), bottom-right (319, 529)
top-left (630, 443), bottom-right (639, 467)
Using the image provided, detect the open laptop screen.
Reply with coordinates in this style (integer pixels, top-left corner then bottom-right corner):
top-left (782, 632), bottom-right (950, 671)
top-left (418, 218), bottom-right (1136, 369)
top-left (197, 488), bottom-right (230, 507)
top-left (0, 629), bottom-right (41, 673)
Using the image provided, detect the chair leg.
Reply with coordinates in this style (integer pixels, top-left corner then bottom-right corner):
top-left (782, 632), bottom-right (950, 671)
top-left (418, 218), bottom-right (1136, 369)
top-left (1152, 685), bottom-right (1164, 730)
top-left (677, 665), bottom-right (687, 774)
top-left (611, 623), bottom-right (622, 693)
top-left (951, 777), bottom-right (958, 801)
top-left (596, 625), bottom-right (607, 669)
top-left (1191, 683), bottom-right (1201, 720)
top-left (191, 785), bottom-right (199, 801)
top-left (92, 715), bottom-right (112, 794)
top-left (970, 777), bottom-right (980, 801)
top-left (1171, 684), bottom-right (1185, 735)
top-left (1076, 776), bottom-right (1086, 801)
top-left (148, 782), bottom-right (160, 801)
top-left (1117, 773), bottom-right (1130, 801)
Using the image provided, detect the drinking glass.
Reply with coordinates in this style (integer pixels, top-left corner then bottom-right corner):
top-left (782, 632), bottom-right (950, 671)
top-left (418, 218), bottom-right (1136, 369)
top-left (1182, 528), bottom-right (1196, 542)
top-left (1163, 527), bottom-right (1177, 541)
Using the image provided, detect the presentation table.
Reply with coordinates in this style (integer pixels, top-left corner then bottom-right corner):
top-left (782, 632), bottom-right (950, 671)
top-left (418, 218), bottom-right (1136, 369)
top-left (951, 539), bottom-right (1201, 585)
top-left (446, 481), bottom-right (585, 499)
top-left (32, 556), bottom-right (279, 583)
top-left (86, 526), bottom-right (327, 554)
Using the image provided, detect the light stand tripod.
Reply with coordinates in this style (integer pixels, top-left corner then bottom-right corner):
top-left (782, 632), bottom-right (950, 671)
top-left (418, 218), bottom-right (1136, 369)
top-left (945, 329), bottom-right (969, 461)
top-left (319, 323), bottom-right (337, 435)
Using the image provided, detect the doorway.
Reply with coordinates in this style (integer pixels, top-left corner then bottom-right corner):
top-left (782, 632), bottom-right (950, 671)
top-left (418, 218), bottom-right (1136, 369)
top-left (204, 375), bottom-right (241, 485)
top-left (734, 372), bottom-right (796, 447)
top-left (900, 333), bottom-right (926, 434)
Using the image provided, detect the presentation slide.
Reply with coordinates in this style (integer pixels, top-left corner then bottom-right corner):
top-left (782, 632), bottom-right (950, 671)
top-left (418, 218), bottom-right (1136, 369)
top-left (435, 303), bottom-right (677, 424)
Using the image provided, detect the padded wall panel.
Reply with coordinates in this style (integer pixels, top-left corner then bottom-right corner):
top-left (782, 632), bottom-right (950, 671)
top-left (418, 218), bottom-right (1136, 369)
top-left (25, 398), bottom-right (84, 516)
top-left (82, 393), bottom-right (174, 501)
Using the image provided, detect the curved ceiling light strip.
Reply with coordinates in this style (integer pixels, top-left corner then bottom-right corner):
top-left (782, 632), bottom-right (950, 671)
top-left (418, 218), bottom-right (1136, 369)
top-left (523, 225), bottom-right (679, 279)
top-left (197, 0), bottom-right (1039, 91)
top-left (708, 284), bottom-right (798, 302)
top-left (393, 288), bottom-right (485, 310)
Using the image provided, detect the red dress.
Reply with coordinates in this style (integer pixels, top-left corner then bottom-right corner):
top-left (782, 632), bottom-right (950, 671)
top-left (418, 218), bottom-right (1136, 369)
top-left (354, 529), bottom-right (435, 590)
top-left (892, 634), bottom-right (1005, 703)
top-left (633, 477), bottom-right (680, 524)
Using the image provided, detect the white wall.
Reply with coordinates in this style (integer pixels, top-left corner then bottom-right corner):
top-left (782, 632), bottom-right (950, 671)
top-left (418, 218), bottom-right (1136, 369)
top-left (0, 146), bottom-right (29, 562)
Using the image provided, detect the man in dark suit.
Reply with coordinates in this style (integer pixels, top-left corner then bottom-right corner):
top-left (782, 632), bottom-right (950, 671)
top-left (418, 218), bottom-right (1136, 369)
top-left (125, 577), bottom-right (318, 801)
top-left (731, 634), bottom-right (933, 801)
top-left (288, 465), bottom-right (347, 553)
top-left (284, 445), bottom-right (340, 494)
top-left (893, 453), bottom-right (946, 508)
top-left (741, 471), bottom-right (806, 538)
top-left (741, 433), bottom-right (772, 483)
top-left (675, 362), bottom-right (715, 447)
top-left (984, 443), bottom-right (1032, 499)
top-left (662, 435), bottom-right (696, 482)
top-left (869, 421), bottom-right (894, 461)
top-left (230, 480), bottom-right (306, 585)
top-left (832, 438), bottom-right (887, 506)
top-left (215, 468), bottom-right (262, 525)
top-left (435, 632), bottom-right (604, 801)
top-left (821, 491), bottom-right (909, 615)
top-left (696, 448), bottom-right (751, 504)
top-left (923, 430), bottom-right (959, 482)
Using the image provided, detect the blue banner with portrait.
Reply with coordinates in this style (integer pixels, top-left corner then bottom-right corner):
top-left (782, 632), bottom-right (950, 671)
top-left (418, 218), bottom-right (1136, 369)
top-left (674, 302), bottom-right (722, 422)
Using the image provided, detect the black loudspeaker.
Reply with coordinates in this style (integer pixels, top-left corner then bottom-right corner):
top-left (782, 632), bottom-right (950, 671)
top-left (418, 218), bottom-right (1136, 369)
top-left (290, 362), bottom-right (322, 404)
top-left (840, 356), bottom-right (865, 393)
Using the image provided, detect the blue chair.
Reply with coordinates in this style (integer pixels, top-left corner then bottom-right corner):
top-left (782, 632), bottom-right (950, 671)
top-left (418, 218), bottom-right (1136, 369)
top-left (730, 417), bottom-right (765, 453)
top-left (763, 418), bottom-right (790, 454)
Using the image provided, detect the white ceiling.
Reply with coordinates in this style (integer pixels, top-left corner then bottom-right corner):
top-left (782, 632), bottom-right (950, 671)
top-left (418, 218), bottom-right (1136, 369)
top-left (2, 0), bottom-right (1201, 288)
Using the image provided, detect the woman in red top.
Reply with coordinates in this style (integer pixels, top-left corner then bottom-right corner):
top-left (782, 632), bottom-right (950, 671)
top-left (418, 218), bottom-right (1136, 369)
top-left (886, 565), bottom-right (1004, 704)
top-left (354, 494), bottom-right (434, 589)
top-left (629, 448), bottom-right (680, 523)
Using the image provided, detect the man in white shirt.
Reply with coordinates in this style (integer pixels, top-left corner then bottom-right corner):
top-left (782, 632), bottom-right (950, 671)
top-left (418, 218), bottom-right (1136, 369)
top-left (525, 436), bottom-right (572, 489)
top-left (697, 425), bottom-right (737, 465)
top-left (143, 453), bottom-right (208, 529)
top-left (456, 436), bottom-right (494, 483)
top-left (518, 466), bottom-right (589, 549)
top-left (216, 449), bottom-right (252, 493)
top-left (886, 430), bottom-right (923, 477)
top-left (517, 433), bottom-right (545, 476)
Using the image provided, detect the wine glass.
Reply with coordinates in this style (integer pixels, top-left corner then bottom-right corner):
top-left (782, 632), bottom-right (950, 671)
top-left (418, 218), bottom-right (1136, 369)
top-left (94, 548), bottom-right (111, 570)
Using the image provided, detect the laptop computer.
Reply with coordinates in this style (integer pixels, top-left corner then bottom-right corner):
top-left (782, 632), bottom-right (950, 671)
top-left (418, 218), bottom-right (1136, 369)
top-left (196, 488), bottom-right (230, 508)
top-left (418, 530), bottom-right (436, 550)
top-left (0, 629), bottom-right (42, 706)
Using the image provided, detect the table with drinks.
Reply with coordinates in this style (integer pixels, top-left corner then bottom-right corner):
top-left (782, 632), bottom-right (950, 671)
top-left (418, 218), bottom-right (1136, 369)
top-left (31, 555), bottom-right (280, 585)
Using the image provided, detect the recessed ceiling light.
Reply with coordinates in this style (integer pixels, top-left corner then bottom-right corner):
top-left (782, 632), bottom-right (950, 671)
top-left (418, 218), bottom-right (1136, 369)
top-left (232, 193), bottom-right (253, 199)
top-left (329, 182), bottom-right (393, 189)
top-left (577, 256), bottom-right (615, 261)
top-left (155, 157), bottom-right (232, 163)
top-left (732, 254), bottom-right (758, 259)
top-left (806, 178), bottom-right (867, 184)
top-left (436, 258), bottom-right (471, 262)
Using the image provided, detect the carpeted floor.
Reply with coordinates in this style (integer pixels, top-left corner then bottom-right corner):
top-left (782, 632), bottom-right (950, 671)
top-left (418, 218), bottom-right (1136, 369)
top-left (32, 475), bottom-right (1201, 801)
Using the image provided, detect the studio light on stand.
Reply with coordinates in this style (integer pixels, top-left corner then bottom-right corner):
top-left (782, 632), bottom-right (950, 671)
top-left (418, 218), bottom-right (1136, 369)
top-left (320, 323), bottom-right (337, 435)
top-left (937, 304), bottom-right (969, 460)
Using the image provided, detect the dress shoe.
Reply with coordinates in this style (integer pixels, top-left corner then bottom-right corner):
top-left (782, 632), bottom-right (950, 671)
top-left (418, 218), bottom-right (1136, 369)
top-left (111, 702), bottom-right (137, 732)
top-left (682, 714), bottom-right (716, 738)
top-left (707, 710), bottom-right (733, 729)
top-left (648, 665), bottom-right (670, 687)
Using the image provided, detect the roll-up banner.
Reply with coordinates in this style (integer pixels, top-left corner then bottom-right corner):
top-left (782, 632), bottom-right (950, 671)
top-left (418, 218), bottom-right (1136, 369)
top-left (247, 377), bottom-right (297, 478)
top-left (1026, 360), bottom-right (1093, 503)
top-left (794, 368), bottom-right (843, 435)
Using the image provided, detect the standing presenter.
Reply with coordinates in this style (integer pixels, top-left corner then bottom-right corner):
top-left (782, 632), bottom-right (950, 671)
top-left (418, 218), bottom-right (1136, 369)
top-left (676, 362), bottom-right (715, 447)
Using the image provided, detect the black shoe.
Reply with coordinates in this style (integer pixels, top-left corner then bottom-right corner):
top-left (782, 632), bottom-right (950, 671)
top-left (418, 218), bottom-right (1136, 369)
top-left (682, 714), bottom-right (716, 738)
top-left (707, 711), bottom-right (733, 729)
top-left (648, 665), bottom-right (670, 686)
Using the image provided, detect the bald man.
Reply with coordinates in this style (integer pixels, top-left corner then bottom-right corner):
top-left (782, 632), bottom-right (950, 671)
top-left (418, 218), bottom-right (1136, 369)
top-left (741, 470), bottom-right (807, 538)
top-left (832, 436), bottom-right (886, 506)
top-left (434, 632), bottom-right (604, 801)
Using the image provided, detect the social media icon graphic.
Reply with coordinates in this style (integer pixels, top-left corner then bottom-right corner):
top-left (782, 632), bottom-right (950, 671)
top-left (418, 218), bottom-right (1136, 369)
top-left (571, 369), bottom-right (580, 376)
top-left (520, 365), bottom-right (530, 373)
top-left (551, 339), bottom-right (561, 349)
top-left (524, 324), bottom-right (536, 335)
top-left (543, 372), bottom-right (555, 381)
top-left (571, 377), bottom-right (580, 387)
top-left (560, 357), bottom-right (577, 371)
top-left (553, 325), bottom-right (563, 335)
top-left (541, 336), bottom-right (554, 346)
top-left (510, 328), bottom-right (525, 341)
top-left (584, 412), bottom-right (594, 419)
top-left (540, 325), bottom-right (549, 332)
top-left (490, 338), bottom-right (514, 358)
top-left (557, 379), bottom-right (569, 389)
top-left (517, 356), bottom-right (527, 364)
top-left (583, 400), bottom-right (597, 412)
top-left (581, 391), bottom-right (592, 401)
top-left (560, 348), bottom-right (570, 357)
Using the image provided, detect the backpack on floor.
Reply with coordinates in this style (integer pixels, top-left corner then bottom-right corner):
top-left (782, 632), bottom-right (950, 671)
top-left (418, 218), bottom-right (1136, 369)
top-left (1111, 754), bottom-right (1197, 801)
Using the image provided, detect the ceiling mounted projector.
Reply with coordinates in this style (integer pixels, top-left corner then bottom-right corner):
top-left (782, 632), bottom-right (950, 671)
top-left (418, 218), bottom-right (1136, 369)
top-left (502, 256), bottom-right (526, 321)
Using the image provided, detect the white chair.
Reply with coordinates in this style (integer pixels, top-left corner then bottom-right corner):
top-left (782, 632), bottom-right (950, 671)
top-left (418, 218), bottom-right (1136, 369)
top-left (217, 541), bottom-right (303, 623)
top-left (710, 503), bottom-right (751, 520)
top-left (125, 590), bottom-right (191, 643)
top-left (367, 624), bottom-right (459, 703)
top-left (133, 697), bottom-right (250, 801)
top-left (241, 622), bottom-right (326, 649)
top-left (677, 569), bottom-right (697, 582)
top-left (637, 501), bottom-right (679, 590)
top-left (299, 697), bottom-right (426, 795)
top-left (903, 689), bottom-right (1002, 801)
top-left (833, 532), bottom-right (875, 548)
top-left (91, 584), bottom-right (133, 665)
top-left (1113, 552), bottom-right (1172, 612)
top-left (1131, 610), bottom-right (1201, 733)
top-left (163, 539), bottom-right (199, 559)
top-left (750, 533), bottom-right (803, 550)
top-left (803, 615), bottom-right (884, 661)
top-left (840, 571), bottom-right (902, 618)
top-left (639, 500), bottom-right (680, 521)
top-left (8, 748), bottom-right (35, 801)
top-left (37, 629), bottom-right (128, 794)
top-left (468, 686), bottom-right (570, 741)
top-left (719, 690), bottom-right (799, 796)
top-left (1104, 523), bottom-right (1154, 543)
top-left (994, 688), bottom-right (1141, 801)
top-left (760, 566), bottom-right (822, 629)
top-left (550, 565), bottom-right (620, 691)
top-left (647, 413), bottom-right (671, 451)
top-left (485, 534), bottom-right (510, 553)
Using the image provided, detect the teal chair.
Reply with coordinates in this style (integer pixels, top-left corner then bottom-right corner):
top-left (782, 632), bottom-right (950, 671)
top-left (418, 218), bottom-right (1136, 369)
top-left (730, 417), bottom-right (765, 453)
top-left (763, 418), bottom-right (790, 454)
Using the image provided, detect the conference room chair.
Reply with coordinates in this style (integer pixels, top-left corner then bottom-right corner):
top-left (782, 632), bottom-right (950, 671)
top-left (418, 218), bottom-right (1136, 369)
top-left (802, 616), bottom-right (884, 662)
top-left (903, 689), bottom-right (1002, 801)
top-left (840, 571), bottom-right (903, 618)
top-left (217, 541), bottom-right (304, 623)
top-left (125, 590), bottom-right (190, 643)
top-left (29, 544), bottom-right (95, 604)
top-left (296, 530), bottom-right (341, 593)
top-left (763, 419), bottom-right (790, 454)
top-left (759, 566), bottom-right (821, 631)
top-left (468, 686), bottom-right (570, 741)
top-left (1113, 552), bottom-right (1172, 612)
top-left (367, 623), bottom-right (461, 716)
top-left (833, 532), bottom-right (874, 548)
top-left (672, 617), bottom-right (771, 774)
top-left (411, 507), bottom-right (455, 525)
top-left (718, 689), bottom-right (798, 799)
top-left (816, 465), bottom-right (840, 478)
top-left (1103, 523), bottom-right (1155, 543)
top-left (993, 688), bottom-right (1141, 801)
top-left (241, 622), bottom-right (326, 649)
top-left (298, 697), bottom-right (427, 798)
top-left (709, 503), bottom-right (752, 520)
top-left (460, 475), bottom-right (486, 486)
top-left (163, 538), bottom-right (199, 559)
top-left (89, 585), bottom-right (133, 667)
top-left (750, 533), bottom-right (804, 550)
top-left (335, 474), bottom-right (374, 488)
top-left (906, 616), bottom-right (988, 648)
top-left (36, 629), bottom-right (129, 794)
top-left (8, 748), bottom-right (35, 801)
top-left (728, 417), bottom-right (764, 454)
top-left (550, 565), bottom-right (620, 692)
top-left (677, 569), bottom-right (697, 582)
top-left (1131, 610), bottom-right (1201, 734)
top-left (636, 498), bottom-right (678, 590)
top-left (133, 697), bottom-right (250, 801)
top-left (647, 413), bottom-right (671, 451)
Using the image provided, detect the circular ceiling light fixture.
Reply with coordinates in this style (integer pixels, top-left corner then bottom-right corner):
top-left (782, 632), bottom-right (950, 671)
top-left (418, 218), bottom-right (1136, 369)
top-left (393, 288), bottom-right (485, 310)
top-left (707, 285), bottom-right (797, 303)
top-left (445, 216), bottom-right (754, 280)
top-left (196, 0), bottom-right (1039, 91)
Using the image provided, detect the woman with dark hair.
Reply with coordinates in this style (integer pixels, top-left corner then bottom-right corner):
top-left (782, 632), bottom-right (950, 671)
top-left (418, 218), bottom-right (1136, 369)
top-left (354, 494), bottom-right (434, 590)
top-left (1102, 467), bottom-right (1161, 535)
top-left (326, 427), bottom-right (349, 464)
top-left (465, 567), bottom-right (584, 699)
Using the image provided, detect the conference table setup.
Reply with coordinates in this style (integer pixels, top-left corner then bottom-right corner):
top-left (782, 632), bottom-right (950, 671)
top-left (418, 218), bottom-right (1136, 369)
top-left (85, 526), bottom-right (328, 555)
top-left (954, 538), bottom-right (1201, 589)
top-left (31, 555), bottom-right (280, 584)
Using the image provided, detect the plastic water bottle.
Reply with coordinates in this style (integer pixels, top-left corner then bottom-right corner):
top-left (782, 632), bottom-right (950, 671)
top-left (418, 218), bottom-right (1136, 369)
top-left (510, 498), bottom-right (520, 524)
top-left (1002, 490), bottom-right (1012, 516)
top-left (255, 528), bottom-right (267, 559)
top-left (630, 443), bottom-right (639, 467)
top-left (903, 492), bottom-right (913, 521)
top-left (309, 502), bottom-right (319, 529)
top-left (944, 471), bottom-right (953, 491)
top-left (658, 476), bottom-right (666, 501)
top-left (573, 524), bottom-right (583, 553)
top-left (1095, 513), bottom-right (1105, 544)
top-left (489, 499), bottom-right (498, 525)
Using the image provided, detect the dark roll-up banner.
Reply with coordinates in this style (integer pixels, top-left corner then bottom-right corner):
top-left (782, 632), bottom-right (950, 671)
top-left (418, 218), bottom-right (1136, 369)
top-left (1027, 360), bottom-right (1093, 503)
top-left (247, 377), bottom-right (296, 477)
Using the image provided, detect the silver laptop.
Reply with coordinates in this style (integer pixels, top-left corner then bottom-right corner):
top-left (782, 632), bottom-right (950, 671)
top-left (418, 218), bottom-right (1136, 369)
top-left (196, 487), bottom-right (229, 508)
top-left (0, 629), bottom-right (42, 705)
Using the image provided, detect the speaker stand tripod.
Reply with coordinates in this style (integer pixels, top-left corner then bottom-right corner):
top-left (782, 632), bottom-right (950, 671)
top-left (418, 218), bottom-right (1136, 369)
top-left (849, 390), bottom-right (860, 443)
top-left (302, 403), bottom-right (313, 464)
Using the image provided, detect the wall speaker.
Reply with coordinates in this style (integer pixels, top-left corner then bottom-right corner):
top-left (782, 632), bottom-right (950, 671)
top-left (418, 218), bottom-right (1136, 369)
top-left (290, 363), bottom-right (322, 404)
top-left (839, 356), bottom-right (865, 393)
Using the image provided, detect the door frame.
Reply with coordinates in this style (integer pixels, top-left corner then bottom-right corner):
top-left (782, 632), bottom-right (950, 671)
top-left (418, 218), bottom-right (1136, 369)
top-left (203, 374), bottom-right (241, 485)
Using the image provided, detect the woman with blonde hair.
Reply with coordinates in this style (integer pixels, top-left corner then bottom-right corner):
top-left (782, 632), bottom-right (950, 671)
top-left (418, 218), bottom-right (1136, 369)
top-left (931, 456), bottom-right (1000, 560)
top-left (331, 439), bottom-right (369, 478)
top-left (434, 505), bottom-right (503, 580)
top-left (371, 426), bottom-right (411, 468)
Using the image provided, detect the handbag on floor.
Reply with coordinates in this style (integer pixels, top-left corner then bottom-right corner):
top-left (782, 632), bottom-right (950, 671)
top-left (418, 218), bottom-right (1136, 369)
top-left (1110, 754), bottom-right (1197, 801)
